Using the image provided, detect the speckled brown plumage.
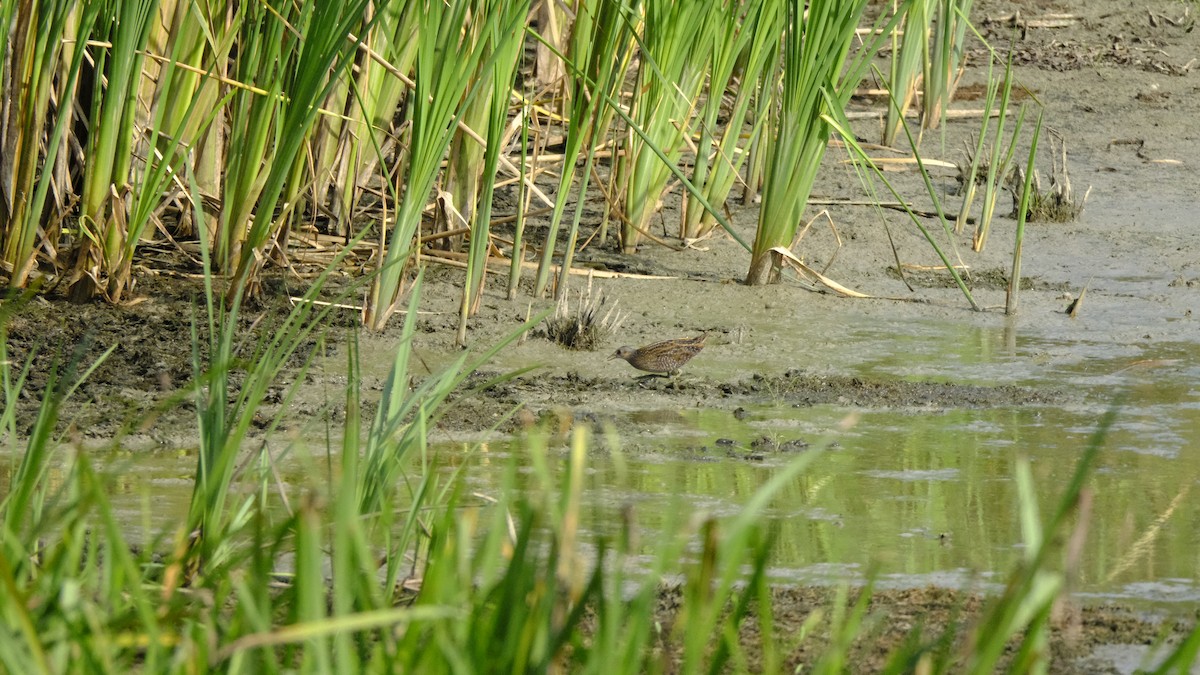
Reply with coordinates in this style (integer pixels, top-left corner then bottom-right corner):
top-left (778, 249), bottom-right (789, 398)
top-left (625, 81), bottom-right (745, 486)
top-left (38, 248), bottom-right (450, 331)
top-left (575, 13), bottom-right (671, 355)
top-left (608, 332), bottom-right (707, 376)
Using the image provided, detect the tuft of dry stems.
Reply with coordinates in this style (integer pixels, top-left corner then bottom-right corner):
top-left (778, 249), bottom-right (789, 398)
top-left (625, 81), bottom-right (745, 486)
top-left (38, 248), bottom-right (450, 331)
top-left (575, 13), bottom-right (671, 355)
top-left (541, 279), bottom-right (626, 351)
top-left (1007, 134), bottom-right (1088, 223)
top-left (956, 133), bottom-right (1013, 186)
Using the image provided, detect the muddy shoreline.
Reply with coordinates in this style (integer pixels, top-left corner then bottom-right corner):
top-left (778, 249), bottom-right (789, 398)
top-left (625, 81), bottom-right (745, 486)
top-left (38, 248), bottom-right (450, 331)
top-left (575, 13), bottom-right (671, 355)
top-left (7, 1), bottom-right (1198, 444)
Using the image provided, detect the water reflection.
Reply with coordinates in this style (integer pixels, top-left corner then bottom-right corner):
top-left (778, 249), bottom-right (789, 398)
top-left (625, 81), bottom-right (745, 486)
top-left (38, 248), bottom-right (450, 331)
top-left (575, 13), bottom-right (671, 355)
top-left (448, 390), bottom-right (1200, 607)
top-left (3, 336), bottom-right (1199, 610)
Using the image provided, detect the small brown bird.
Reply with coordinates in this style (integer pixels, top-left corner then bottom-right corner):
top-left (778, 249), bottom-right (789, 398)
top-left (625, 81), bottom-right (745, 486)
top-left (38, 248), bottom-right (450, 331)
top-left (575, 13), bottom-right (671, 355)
top-left (609, 332), bottom-right (707, 376)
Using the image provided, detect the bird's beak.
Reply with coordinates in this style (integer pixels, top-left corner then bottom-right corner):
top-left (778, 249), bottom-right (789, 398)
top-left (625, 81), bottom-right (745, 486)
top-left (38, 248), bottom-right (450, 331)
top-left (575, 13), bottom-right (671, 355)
top-left (606, 353), bottom-right (617, 361)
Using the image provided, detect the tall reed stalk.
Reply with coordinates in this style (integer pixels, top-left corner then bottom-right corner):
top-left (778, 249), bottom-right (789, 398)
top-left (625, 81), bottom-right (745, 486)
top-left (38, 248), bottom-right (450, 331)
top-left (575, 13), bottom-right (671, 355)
top-left (1006, 108), bottom-right (1042, 316)
top-left (883, 0), bottom-right (975, 144)
top-left (682, 0), bottom-right (783, 241)
top-left (364, 0), bottom-right (493, 330)
top-left (223, 0), bottom-right (374, 300)
top-left (616, 0), bottom-right (714, 253)
top-left (746, 0), bottom-right (890, 285)
top-left (954, 56), bottom-right (998, 234)
top-left (66, 0), bottom-right (158, 302)
top-left (323, 3), bottom-right (419, 237)
top-left (141, 0), bottom-right (233, 248)
top-left (923, 0), bottom-right (974, 131)
top-left (458, 0), bottom-right (529, 345)
top-left (882, 0), bottom-right (930, 147)
top-left (740, 54), bottom-right (782, 207)
top-left (973, 53), bottom-right (1024, 252)
top-left (506, 105), bottom-right (533, 300)
top-left (441, 18), bottom-right (496, 254)
top-left (532, 0), bottom-right (634, 297)
top-left (105, 5), bottom-right (228, 303)
top-left (1, 0), bottom-right (99, 290)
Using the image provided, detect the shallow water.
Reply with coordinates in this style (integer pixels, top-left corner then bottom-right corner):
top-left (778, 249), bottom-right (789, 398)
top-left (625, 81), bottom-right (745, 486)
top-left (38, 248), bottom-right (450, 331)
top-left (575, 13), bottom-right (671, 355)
top-left (4, 303), bottom-right (1197, 611)
top-left (470, 304), bottom-right (1200, 609)
top-left (540, 400), bottom-right (1200, 606)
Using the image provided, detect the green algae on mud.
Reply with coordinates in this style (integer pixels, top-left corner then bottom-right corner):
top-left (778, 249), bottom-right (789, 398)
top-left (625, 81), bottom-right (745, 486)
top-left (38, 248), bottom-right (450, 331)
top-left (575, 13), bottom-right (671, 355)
top-left (439, 368), bottom-right (1065, 438)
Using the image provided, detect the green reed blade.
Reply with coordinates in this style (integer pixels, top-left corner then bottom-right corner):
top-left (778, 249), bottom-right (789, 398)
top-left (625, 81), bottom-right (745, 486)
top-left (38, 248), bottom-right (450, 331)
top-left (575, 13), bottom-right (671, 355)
top-left (2, 1), bottom-right (100, 290)
top-left (616, 0), bottom-right (715, 253)
top-left (747, 0), bottom-right (895, 285)
top-left (883, 0), bottom-right (931, 147)
top-left (458, 0), bottom-right (529, 343)
top-left (1006, 107), bottom-right (1043, 315)
top-left (365, 0), bottom-right (492, 329)
top-left (923, 0), bottom-right (974, 131)
top-left (226, 0), bottom-right (376, 300)
top-left (684, 0), bottom-right (784, 241)
top-left (532, 0), bottom-right (635, 297)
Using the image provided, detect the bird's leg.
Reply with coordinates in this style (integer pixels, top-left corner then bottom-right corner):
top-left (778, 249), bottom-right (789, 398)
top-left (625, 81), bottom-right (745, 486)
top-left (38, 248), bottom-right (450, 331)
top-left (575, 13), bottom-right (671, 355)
top-left (635, 373), bottom-right (668, 382)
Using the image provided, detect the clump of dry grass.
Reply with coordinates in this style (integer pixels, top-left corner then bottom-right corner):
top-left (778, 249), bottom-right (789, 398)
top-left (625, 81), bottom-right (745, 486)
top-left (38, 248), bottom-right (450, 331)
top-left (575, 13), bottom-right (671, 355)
top-left (1009, 135), bottom-right (1089, 223)
top-left (956, 133), bottom-right (1015, 187)
top-left (541, 283), bottom-right (626, 351)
